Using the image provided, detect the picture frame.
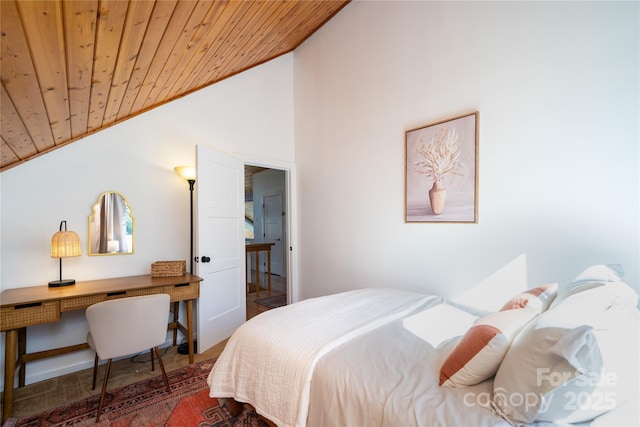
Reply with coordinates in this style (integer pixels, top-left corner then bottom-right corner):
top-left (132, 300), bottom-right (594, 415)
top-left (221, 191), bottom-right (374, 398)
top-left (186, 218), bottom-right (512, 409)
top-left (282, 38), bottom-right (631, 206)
top-left (405, 111), bottom-right (478, 223)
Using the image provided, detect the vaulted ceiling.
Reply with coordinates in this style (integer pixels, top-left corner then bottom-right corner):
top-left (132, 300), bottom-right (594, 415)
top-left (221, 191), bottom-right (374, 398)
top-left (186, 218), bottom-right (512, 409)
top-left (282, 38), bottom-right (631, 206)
top-left (0, 0), bottom-right (349, 172)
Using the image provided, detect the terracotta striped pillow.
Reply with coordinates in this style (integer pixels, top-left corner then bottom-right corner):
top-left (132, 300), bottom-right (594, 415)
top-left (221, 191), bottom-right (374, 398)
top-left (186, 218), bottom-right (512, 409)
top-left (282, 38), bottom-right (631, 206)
top-left (439, 308), bottom-right (538, 388)
top-left (499, 283), bottom-right (558, 312)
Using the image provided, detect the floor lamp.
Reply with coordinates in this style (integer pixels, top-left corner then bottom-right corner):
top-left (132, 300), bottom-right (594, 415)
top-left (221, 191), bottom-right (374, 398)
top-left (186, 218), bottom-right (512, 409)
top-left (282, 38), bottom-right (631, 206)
top-left (174, 165), bottom-right (197, 354)
top-left (174, 166), bottom-right (196, 273)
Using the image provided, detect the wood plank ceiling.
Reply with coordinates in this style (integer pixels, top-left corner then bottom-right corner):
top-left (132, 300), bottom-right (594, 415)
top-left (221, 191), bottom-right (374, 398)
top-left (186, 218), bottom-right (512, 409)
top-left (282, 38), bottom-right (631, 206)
top-left (0, 0), bottom-right (349, 172)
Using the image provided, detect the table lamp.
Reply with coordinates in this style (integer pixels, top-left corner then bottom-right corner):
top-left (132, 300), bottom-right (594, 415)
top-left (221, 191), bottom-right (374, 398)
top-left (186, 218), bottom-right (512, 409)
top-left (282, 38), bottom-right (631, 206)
top-left (49, 220), bottom-right (81, 287)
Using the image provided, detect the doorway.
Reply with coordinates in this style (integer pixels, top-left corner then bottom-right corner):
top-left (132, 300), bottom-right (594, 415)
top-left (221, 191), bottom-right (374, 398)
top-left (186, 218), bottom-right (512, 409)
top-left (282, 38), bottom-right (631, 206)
top-left (195, 146), bottom-right (296, 354)
top-left (244, 166), bottom-right (288, 318)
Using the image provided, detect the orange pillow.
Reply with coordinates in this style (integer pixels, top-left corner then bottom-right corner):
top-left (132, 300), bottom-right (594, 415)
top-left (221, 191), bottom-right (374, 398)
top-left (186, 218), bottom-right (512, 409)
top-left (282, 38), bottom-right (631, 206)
top-left (500, 283), bottom-right (558, 312)
top-left (439, 308), bottom-right (537, 388)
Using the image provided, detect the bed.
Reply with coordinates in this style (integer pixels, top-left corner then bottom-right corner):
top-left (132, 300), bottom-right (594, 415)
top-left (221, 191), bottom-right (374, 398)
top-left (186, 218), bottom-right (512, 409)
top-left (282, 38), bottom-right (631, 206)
top-left (207, 265), bottom-right (639, 427)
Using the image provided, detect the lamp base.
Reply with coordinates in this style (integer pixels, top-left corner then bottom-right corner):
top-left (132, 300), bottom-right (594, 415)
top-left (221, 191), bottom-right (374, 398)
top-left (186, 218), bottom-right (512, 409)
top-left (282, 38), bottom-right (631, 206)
top-left (48, 279), bottom-right (76, 287)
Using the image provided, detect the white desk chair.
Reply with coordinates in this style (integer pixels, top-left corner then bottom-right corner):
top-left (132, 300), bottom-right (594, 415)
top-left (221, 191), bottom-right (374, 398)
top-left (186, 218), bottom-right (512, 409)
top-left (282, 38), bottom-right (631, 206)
top-left (86, 293), bottom-right (171, 422)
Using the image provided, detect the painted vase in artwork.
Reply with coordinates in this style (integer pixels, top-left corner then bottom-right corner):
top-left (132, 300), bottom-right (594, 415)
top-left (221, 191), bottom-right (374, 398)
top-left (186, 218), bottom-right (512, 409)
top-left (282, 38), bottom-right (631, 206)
top-left (414, 126), bottom-right (462, 216)
top-left (429, 180), bottom-right (446, 215)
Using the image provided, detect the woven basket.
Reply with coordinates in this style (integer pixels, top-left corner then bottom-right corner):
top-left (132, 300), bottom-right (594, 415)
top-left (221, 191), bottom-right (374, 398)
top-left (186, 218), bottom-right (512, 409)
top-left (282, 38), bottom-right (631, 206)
top-left (151, 260), bottom-right (186, 277)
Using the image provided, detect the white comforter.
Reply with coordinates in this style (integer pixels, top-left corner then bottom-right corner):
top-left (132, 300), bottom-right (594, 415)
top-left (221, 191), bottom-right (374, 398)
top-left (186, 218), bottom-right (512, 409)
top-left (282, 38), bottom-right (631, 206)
top-left (207, 289), bottom-right (632, 427)
top-left (304, 302), bottom-right (616, 427)
top-left (207, 288), bottom-right (440, 427)
top-left (307, 305), bottom-right (510, 426)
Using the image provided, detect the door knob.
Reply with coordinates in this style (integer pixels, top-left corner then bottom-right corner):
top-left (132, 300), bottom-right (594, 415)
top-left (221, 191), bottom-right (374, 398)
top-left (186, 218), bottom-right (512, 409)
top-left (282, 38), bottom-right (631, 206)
top-left (201, 256), bottom-right (211, 263)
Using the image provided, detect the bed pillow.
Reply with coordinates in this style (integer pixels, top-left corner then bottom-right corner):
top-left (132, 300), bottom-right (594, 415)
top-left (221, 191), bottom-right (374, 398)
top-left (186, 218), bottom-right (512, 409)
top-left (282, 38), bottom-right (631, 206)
top-left (439, 307), bottom-right (538, 388)
top-left (403, 302), bottom-right (478, 348)
top-left (500, 283), bottom-right (558, 312)
top-left (550, 264), bottom-right (624, 309)
top-left (492, 323), bottom-right (603, 425)
top-left (492, 280), bottom-right (639, 425)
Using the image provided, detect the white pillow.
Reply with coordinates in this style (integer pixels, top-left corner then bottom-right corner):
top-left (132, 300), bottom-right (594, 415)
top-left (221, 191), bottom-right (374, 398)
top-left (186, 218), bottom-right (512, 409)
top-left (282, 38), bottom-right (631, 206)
top-left (549, 281), bottom-right (638, 324)
top-left (492, 280), bottom-right (639, 425)
top-left (439, 308), bottom-right (538, 388)
top-left (403, 302), bottom-right (477, 348)
top-left (550, 264), bottom-right (625, 308)
top-left (492, 323), bottom-right (603, 424)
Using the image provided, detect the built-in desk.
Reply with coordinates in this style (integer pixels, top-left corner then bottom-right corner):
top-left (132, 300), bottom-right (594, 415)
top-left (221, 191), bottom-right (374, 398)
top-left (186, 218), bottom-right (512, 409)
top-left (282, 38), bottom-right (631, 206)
top-left (0, 273), bottom-right (203, 422)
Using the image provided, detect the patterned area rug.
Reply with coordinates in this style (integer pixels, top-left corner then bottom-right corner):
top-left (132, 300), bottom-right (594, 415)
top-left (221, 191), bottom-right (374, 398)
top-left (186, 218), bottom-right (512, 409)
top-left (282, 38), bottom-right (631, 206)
top-left (255, 294), bottom-right (287, 309)
top-left (4, 359), bottom-right (267, 427)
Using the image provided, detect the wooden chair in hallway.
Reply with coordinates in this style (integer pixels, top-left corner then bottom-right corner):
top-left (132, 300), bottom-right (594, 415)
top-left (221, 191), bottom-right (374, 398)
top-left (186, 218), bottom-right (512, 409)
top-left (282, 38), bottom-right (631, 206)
top-left (85, 294), bottom-right (172, 422)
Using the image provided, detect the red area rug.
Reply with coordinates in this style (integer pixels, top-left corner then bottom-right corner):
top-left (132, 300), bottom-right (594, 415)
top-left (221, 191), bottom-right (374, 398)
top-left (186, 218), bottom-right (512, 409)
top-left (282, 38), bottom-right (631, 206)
top-left (4, 359), bottom-right (267, 427)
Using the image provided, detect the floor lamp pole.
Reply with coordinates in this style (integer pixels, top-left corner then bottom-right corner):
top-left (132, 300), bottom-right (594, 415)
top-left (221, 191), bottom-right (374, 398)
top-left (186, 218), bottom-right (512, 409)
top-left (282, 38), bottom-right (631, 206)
top-left (188, 179), bottom-right (195, 274)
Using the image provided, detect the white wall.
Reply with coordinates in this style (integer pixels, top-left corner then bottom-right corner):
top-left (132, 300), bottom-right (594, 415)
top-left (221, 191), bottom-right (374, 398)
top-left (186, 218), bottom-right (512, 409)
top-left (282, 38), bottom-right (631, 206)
top-left (0, 54), bottom-right (294, 387)
top-left (294, 1), bottom-right (639, 299)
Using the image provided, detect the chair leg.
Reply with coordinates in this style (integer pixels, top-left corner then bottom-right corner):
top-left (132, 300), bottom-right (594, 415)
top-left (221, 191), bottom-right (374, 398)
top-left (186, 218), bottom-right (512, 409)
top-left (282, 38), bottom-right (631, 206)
top-left (154, 346), bottom-right (171, 393)
top-left (91, 353), bottom-right (99, 390)
top-left (96, 359), bottom-right (112, 423)
top-left (150, 348), bottom-right (155, 371)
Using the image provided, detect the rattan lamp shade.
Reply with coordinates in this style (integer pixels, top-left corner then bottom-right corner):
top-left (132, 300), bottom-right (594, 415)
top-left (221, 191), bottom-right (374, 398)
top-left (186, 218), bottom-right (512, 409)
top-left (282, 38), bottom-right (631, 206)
top-left (51, 230), bottom-right (81, 258)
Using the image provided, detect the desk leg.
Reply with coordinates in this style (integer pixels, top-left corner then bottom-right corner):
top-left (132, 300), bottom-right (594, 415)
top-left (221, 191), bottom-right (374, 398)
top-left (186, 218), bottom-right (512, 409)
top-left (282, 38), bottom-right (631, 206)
top-left (18, 327), bottom-right (26, 387)
top-left (186, 299), bottom-right (194, 364)
top-left (245, 253), bottom-right (249, 293)
top-left (3, 329), bottom-right (17, 422)
top-left (172, 302), bottom-right (179, 346)
top-left (255, 251), bottom-right (260, 297)
top-left (267, 249), bottom-right (272, 296)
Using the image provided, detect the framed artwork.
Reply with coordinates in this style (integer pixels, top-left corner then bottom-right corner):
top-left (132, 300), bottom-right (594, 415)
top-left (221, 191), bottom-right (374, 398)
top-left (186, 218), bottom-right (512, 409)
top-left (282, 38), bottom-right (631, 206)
top-left (405, 112), bottom-right (478, 223)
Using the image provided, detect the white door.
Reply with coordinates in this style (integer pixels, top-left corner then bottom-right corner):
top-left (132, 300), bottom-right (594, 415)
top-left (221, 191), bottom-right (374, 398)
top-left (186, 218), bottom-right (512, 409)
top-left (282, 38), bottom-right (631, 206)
top-left (263, 193), bottom-right (285, 276)
top-left (195, 145), bottom-right (245, 353)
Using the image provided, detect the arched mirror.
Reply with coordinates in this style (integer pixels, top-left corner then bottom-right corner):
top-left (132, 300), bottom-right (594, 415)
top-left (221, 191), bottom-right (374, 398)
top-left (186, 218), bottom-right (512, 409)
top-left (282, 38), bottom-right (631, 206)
top-left (88, 191), bottom-right (134, 255)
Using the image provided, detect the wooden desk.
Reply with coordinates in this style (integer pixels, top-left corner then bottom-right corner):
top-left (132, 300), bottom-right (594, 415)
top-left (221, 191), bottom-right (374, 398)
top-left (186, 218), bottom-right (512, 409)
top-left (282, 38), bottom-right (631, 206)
top-left (0, 273), bottom-right (202, 422)
top-left (245, 243), bottom-right (275, 298)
